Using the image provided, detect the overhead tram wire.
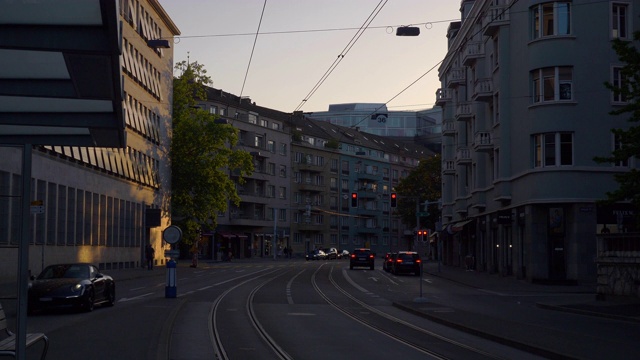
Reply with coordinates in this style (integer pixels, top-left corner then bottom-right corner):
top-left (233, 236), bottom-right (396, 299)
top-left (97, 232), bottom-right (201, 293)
top-left (240, 0), bottom-right (267, 100)
top-left (347, 0), bottom-right (520, 131)
top-left (293, 0), bottom-right (389, 112)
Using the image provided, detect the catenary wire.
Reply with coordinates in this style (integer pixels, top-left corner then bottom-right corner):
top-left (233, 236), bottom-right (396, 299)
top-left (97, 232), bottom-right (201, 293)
top-left (239, 0), bottom-right (267, 100)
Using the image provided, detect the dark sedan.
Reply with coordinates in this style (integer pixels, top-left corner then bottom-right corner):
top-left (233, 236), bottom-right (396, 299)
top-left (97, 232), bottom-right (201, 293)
top-left (305, 249), bottom-right (326, 261)
top-left (28, 263), bottom-right (115, 314)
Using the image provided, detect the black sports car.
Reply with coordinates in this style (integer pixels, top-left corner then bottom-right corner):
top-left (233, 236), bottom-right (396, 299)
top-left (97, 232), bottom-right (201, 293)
top-left (28, 263), bottom-right (115, 314)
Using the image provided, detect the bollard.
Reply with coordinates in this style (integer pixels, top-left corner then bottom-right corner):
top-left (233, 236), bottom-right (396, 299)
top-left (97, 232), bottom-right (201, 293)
top-left (165, 259), bottom-right (177, 298)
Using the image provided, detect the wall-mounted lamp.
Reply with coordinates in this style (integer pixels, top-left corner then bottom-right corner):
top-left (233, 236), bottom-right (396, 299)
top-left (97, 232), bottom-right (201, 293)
top-left (147, 39), bottom-right (170, 48)
top-left (396, 26), bottom-right (420, 36)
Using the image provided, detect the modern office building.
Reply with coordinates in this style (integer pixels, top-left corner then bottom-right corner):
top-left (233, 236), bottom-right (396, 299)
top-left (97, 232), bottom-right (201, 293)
top-left (436, 0), bottom-right (638, 283)
top-left (306, 103), bottom-right (442, 139)
top-left (0, 0), bottom-right (179, 282)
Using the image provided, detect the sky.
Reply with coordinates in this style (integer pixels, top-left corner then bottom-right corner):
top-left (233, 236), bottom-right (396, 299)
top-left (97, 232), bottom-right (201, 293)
top-left (158, 1), bottom-right (461, 113)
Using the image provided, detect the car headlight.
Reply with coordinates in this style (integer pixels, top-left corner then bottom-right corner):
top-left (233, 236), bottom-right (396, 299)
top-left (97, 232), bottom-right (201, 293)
top-left (71, 283), bottom-right (83, 293)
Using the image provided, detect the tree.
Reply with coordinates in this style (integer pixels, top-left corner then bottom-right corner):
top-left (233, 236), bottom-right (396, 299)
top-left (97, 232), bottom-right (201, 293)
top-left (394, 154), bottom-right (442, 230)
top-left (171, 61), bottom-right (254, 245)
top-left (595, 31), bottom-right (640, 223)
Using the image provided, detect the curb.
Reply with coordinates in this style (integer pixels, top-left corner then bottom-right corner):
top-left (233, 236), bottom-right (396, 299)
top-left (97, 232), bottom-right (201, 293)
top-left (392, 301), bottom-right (577, 360)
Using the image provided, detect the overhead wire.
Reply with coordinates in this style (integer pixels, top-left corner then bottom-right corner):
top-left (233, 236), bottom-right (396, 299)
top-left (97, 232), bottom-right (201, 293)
top-left (239, 0), bottom-right (267, 100)
top-left (293, 0), bottom-right (389, 112)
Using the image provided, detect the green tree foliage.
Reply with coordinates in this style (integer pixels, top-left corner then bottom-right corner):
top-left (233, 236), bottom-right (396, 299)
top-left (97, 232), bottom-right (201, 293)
top-left (171, 61), bottom-right (254, 245)
top-left (394, 154), bottom-right (442, 229)
top-left (595, 31), bottom-right (640, 220)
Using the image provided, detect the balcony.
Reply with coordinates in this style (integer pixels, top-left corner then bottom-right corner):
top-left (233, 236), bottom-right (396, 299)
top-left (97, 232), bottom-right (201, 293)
top-left (474, 131), bottom-right (493, 152)
top-left (462, 41), bottom-right (484, 66)
top-left (298, 181), bottom-right (324, 192)
top-left (456, 147), bottom-right (471, 165)
top-left (472, 78), bottom-right (493, 102)
top-left (483, 2), bottom-right (511, 36)
top-left (295, 161), bottom-right (322, 173)
top-left (356, 169), bottom-right (381, 182)
top-left (443, 160), bottom-right (455, 175)
top-left (446, 67), bottom-right (465, 88)
top-left (435, 88), bottom-right (452, 106)
top-left (442, 121), bottom-right (456, 136)
top-left (455, 102), bottom-right (473, 121)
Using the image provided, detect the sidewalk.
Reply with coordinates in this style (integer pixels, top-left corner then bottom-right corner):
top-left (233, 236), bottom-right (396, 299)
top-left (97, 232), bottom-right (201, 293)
top-left (392, 261), bottom-right (640, 359)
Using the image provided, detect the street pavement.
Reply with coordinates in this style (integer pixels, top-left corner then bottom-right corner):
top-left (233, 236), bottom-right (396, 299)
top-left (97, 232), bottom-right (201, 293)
top-left (2, 258), bottom-right (639, 359)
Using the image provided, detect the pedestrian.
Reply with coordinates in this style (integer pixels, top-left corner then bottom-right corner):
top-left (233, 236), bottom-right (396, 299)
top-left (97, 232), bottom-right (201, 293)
top-left (145, 244), bottom-right (155, 270)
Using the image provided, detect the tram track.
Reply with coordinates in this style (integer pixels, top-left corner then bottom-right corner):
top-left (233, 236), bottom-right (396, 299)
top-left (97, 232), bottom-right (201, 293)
top-left (311, 264), bottom-right (508, 360)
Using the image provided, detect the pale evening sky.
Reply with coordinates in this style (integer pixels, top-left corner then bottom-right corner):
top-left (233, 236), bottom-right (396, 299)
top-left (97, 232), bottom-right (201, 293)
top-left (159, 1), bottom-right (461, 113)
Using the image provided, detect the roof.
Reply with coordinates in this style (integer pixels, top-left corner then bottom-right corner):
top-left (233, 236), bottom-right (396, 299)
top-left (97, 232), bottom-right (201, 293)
top-left (0, 0), bottom-right (125, 147)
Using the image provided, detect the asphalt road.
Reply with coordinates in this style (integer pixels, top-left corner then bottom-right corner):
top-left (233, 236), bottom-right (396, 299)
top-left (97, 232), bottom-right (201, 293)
top-left (18, 259), bottom-right (547, 360)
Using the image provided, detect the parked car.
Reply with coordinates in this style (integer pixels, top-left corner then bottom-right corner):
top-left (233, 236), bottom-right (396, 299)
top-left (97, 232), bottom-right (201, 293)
top-left (324, 248), bottom-right (338, 260)
top-left (391, 251), bottom-right (422, 276)
top-left (350, 248), bottom-right (375, 270)
top-left (383, 252), bottom-right (396, 272)
top-left (28, 263), bottom-right (115, 314)
top-left (339, 250), bottom-right (350, 259)
top-left (305, 249), bottom-right (326, 261)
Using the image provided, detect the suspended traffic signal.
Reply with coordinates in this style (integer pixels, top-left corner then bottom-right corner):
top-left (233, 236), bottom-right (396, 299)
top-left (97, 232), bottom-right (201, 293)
top-left (351, 192), bottom-right (358, 207)
top-left (417, 229), bottom-right (429, 242)
top-left (390, 192), bottom-right (397, 208)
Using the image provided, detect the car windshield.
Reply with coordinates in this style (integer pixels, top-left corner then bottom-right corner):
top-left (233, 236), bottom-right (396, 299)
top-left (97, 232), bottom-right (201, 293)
top-left (38, 264), bottom-right (88, 280)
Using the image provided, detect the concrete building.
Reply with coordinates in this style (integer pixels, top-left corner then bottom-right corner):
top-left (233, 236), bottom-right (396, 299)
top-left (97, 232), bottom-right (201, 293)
top-left (288, 113), bottom-right (435, 257)
top-left (0, 0), bottom-right (179, 282)
top-left (436, 0), bottom-right (638, 283)
top-left (196, 90), bottom-right (292, 260)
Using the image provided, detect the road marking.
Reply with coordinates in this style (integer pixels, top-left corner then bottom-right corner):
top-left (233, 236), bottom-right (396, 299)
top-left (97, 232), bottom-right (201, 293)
top-left (129, 286), bottom-right (146, 291)
top-left (423, 279), bottom-right (433, 283)
top-left (119, 292), bottom-right (154, 302)
top-left (368, 277), bottom-right (379, 282)
top-left (288, 313), bottom-right (315, 316)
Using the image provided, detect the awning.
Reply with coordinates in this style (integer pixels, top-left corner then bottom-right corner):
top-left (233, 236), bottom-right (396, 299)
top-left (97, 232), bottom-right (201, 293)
top-left (446, 219), bottom-right (473, 234)
top-left (0, 0), bottom-right (125, 147)
top-left (218, 232), bottom-right (246, 240)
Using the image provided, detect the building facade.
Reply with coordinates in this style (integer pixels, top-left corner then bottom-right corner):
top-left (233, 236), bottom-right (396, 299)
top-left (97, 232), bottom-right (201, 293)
top-left (0, 0), bottom-right (179, 282)
top-left (437, 0), bottom-right (638, 282)
top-left (306, 103), bottom-right (442, 138)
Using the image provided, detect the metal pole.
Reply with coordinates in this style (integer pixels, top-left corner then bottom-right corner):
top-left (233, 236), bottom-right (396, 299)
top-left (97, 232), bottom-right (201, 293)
top-left (273, 208), bottom-right (277, 260)
top-left (17, 144), bottom-right (32, 360)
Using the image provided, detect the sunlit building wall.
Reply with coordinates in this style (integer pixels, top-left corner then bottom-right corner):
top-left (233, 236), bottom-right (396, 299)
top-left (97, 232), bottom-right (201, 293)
top-left (0, 0), bottom-right (179, 282)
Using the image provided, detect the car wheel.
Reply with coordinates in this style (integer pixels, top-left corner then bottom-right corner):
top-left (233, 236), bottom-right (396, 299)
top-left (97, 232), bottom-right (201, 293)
top-left (83, 288), bottom-right (95, 312)
top-left (106, 284), bottom-right (116, 306)
top-left (350, 264), bottom-right (353, 270)
top-left (370, 264), bottom-right (374, 270)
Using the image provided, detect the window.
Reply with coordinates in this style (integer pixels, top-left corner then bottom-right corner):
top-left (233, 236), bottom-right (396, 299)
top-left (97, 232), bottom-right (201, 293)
top-left (531, 2), bottom-right (571, 39)
top-left (267, 163), bottom-right (275, 175)
top-left (279, 187), bottom-right (286, 199)
top-left (260, 119), bottom-right (268, 127)
top-left (209, 106), bottom-right (217, 114)
top-left (220, 108), bottom-right (226, 116)
top-left (254, 135), bottom-right (264, 149)
top-left (267, 140), bottom-right (275, 153)
top-left (266, 185), bottom-right (275, 198)
top-left (272, 122), bottom-right (281, 130)
top-left (614, 134), bottom-right (629, 167)
top-left (532, 66), bottom-right (572, 103)
top-left (279, 143), bottom-right (287, 156)
top-left (279, 165), bottom-right (287, 178)
top-left (248, 113), bottom-right (257, 124)
top-left (612, 3), bottom-right (630, 39)
top-left (533, 132), bottom-right (573, 167)
top-left (612, 66), bottom-right (628, 103)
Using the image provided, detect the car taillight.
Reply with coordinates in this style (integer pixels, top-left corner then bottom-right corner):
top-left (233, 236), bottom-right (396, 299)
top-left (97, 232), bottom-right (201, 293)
top-left (396, 259), bottom-right (403, 263)
top-left (369, 255), bottom-right (374, 259)
top-left (350, 254), bottom-right (355, 258)
top-left (416, 259), bottom-right (421, 263)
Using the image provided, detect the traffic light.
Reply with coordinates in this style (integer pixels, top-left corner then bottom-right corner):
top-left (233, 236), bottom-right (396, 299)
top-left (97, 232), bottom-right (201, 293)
top-left (417, 229), bottom-right (428, 242)
top-left (390, 192), bottom-right (397, 208)
top-left (351, 192), bottom-right (358, 208)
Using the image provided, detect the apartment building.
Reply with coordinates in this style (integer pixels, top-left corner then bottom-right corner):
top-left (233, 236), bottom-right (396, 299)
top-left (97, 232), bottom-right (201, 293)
top-left (0, 0), bottom-right (179, 282)
top-left (436, 0), bottom-right (638, 283)
top-left (288, 113), bottom-right (435, 257)
top-left (196, 90), bottom-right (292, 259)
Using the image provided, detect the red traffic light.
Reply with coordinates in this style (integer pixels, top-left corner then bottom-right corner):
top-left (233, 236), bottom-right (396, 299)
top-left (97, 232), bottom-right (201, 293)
top-left (351, 192), bottom-right (358, 207)
top-left (390, 192), bottom-right (397, 207)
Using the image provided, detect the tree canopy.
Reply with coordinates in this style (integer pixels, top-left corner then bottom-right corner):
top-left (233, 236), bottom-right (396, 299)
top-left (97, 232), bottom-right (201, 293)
top-left (394, 154), bottom-right (442, 230)
top-left (171, 61), bottom-right (254, 245)
top-left (595, 31), bottom-right (640, 222)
